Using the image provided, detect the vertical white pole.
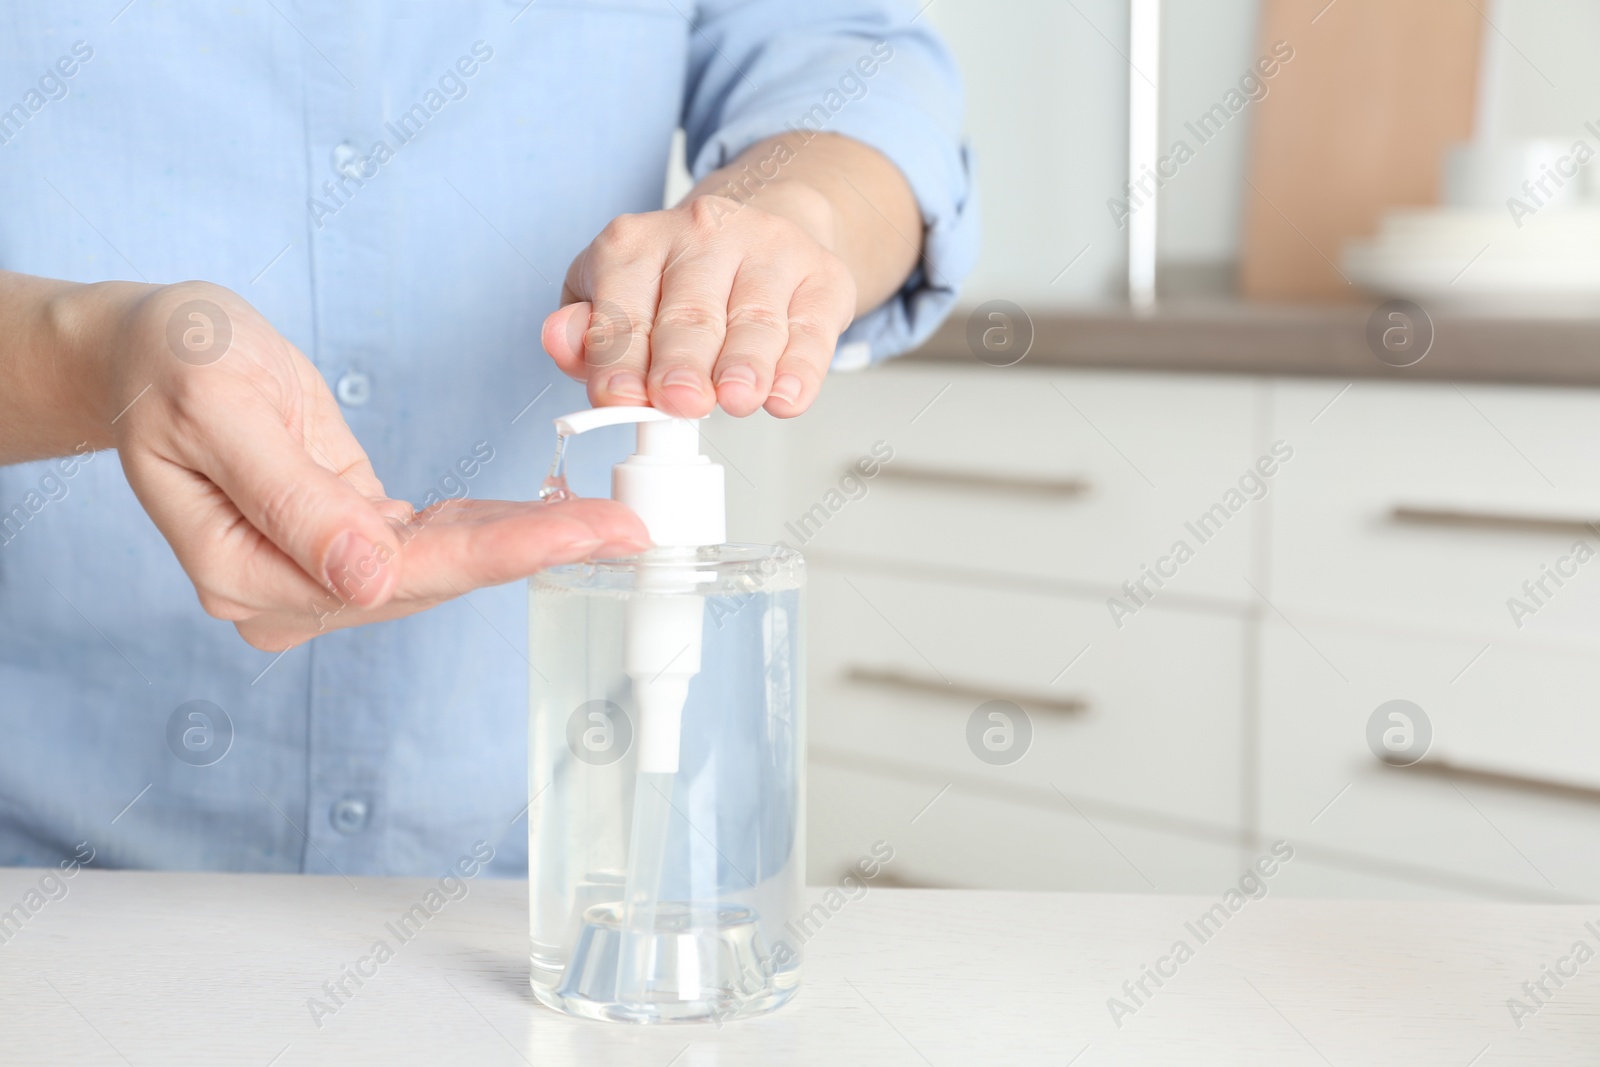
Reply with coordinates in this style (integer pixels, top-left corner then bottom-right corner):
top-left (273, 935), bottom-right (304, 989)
top-left (1127, 0), bottom-right (1161, 311)
top-left (1472, 0), bottom-right (1504, 142)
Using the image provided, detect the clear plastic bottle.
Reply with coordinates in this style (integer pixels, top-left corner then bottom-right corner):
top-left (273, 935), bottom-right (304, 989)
top-left (527, 408), bottom-right (806, 1024)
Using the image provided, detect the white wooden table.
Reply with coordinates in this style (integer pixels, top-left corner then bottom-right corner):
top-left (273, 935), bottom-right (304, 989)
top-left (0, 869), bottom-right (1594, 1064)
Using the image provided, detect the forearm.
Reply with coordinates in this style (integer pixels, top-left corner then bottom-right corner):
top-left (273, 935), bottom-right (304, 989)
top-left (0, 271), bottom-right (133, 464)
top-left (689, 133), bottom-right (922, 317)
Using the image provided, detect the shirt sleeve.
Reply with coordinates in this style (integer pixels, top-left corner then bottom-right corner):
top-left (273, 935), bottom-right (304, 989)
top-left (681, 0), bottom-right (979, 368)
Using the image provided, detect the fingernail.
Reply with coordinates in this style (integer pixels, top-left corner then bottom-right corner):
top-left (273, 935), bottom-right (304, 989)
top-left (606, 371), bottom-right (647, 400)
top-left (596, 538), bottom-right (648, 557)
top-left (770, 373), bottom-right (804, 403)
top-left (716, 364), bottom-right (758, 389)
top-left (323, 530), bottom-right (386, 604)
top-left (662, 367), bottom-right (703, 391)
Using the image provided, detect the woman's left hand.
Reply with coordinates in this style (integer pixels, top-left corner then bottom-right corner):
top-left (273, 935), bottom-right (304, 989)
top-left (542, 132), bottom-right (922, 421)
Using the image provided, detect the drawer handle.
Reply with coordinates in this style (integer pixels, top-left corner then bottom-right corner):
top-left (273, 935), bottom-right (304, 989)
top-left (872, 464), bottom-right (1091, 500)
top-left (1382, 754), bottom-right (1600, 806)
top-left (1391, 505), bottom-right (1600, 538)
top-left (843, 665), bottom-right (1089, 716)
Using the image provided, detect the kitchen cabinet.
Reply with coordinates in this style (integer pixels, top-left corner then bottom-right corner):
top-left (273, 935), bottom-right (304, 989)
top-left (809, 760), bottom-right (1244, 893)
top-left (1270, 379), bottom-right (1600, 637)
top-left (710, 360), bottom-right (1600, 901)
top-left (806, 567), bottom-right (1248, 830)
top-left (744, 365), bottom-right (1261, 601)
top-left (1259, 616), bottom-right (1600, 901)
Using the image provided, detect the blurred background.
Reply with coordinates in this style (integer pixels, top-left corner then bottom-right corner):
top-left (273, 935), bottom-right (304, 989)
top-left (943, 0), bottom-right (1600, 307)
top-left (694, 0), bottom-right (1600, 903)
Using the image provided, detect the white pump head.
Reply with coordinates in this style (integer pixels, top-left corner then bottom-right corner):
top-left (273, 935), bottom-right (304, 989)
top-left (553, 405), bottom-right (725, 774)
top-left (554, 406), bottom-right (725, 548)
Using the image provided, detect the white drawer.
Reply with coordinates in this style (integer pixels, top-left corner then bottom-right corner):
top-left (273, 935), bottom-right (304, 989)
top-left (808, 759), bottom-right (1242, 893)
top-left (1259, 615), bottom-right (1600, 900)
top-left (1270, 379), bottom-right (1600, 637)
top-left (808, 564), bottom-right (1248, 832)
top-left (717, 364), bottom-right (1266, 603)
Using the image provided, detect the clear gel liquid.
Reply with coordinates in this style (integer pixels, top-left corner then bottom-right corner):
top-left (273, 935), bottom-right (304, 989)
top-left (539, 432), bottom-right (573, 503)
top-left (528, 547), bottom-right (807, 1024)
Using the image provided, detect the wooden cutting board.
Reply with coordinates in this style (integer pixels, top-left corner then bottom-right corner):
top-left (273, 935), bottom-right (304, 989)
top-left (1240, 0), bottom-right (1482, 301)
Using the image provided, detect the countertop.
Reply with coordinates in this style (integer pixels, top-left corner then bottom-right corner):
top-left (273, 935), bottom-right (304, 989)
top-left (1, 869), bottom-right (1596, 1064)
top-left (908, 302), bottom-right (1600, 388)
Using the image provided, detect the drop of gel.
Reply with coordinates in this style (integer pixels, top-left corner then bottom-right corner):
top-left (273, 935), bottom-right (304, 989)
top-left (539, 432), bottom-right (573, 504)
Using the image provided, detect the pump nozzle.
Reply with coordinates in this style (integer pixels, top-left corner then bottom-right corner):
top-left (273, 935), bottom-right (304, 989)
top-left (551, 406), bottom-right (725, 774)
top-left (553, 406), bottom-right (678, 437)
top-left (552, 406), bottom-right (724, 548)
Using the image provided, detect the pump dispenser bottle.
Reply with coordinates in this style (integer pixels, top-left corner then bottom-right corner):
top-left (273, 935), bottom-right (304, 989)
top-left (528, 406), bottom-right (805, 1024)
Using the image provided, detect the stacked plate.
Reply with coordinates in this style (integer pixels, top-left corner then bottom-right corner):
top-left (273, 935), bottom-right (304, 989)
top-left (1345, 140), bottom-right (1600, 307)
top-left (1346, 208), bottom-right (1600, 304)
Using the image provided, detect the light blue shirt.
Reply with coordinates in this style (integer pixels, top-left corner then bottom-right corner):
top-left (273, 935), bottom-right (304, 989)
top-left (0, 2), bottom-right (974, 876)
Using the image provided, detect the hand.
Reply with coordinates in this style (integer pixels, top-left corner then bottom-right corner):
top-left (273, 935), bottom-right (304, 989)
top-left (541, 185), bottom-right (858, 420)
top-left (92, 281), bottom-right (648, 651)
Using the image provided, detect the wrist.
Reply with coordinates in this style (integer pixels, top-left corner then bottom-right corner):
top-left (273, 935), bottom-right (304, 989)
top-left (44, 279), bottom-right (151, 450)
top-left (692, 145), bottom-right (842, 254)
top-left (741, 177), bottom-right (840, 253)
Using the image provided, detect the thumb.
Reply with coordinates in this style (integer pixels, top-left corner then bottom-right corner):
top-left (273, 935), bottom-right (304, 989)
top-left (541, 302), bottom-right (592, 379)
top-left (204, 408), bottom-right (404, 610)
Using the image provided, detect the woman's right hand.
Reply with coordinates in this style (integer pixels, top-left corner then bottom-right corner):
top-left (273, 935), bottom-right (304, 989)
top-left (43, 278), bottom-right (648, 651)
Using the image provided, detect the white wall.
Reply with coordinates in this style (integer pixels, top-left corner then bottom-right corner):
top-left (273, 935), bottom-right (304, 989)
top-left (1476, 0), bottom-right (1600, 141)
top-left (925, 0), bottom-right (1261, 307)
top-left (1155, 0), bottom-right (1261, 267)
top-left (923, 0), bottom-right (1130, 306)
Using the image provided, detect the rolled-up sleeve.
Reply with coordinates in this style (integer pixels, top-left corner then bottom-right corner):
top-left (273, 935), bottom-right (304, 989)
top-left (682, 0), bottom-right (978, 366)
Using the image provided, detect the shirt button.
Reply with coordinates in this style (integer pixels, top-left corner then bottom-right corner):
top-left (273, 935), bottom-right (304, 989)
top-left (336, 370), bottom-right (371, 407)
top-left (332, 141), bottom-right (363, 180)
top-left (330, 797), bottom-right (370, 835)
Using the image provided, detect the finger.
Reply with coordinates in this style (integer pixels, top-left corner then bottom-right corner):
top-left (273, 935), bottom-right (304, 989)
top-left (764, 273), bottom-right (854, 418)
top-left (391, 496), bottom-right (651, 595)
top-left (713, 260), bottom-right (792, 417)
top-left (540, 302), bottom-right (591, 381)
top-left (540, 302), bottom-right (636, 386)
top-left (646, 245), bottom-right (739, 418)
top-left (232, 497), bottom-right (651, 651)
top-left (200, 402), bottom-right (406, 610)
top-left (566, 221), bottom-right (663, 407)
